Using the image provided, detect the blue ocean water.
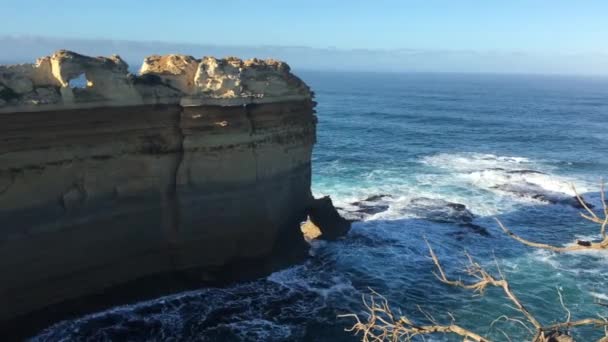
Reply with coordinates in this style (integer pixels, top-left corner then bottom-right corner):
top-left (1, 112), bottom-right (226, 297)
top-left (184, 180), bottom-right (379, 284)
top-left (33, 72), bottom-right (608, 341)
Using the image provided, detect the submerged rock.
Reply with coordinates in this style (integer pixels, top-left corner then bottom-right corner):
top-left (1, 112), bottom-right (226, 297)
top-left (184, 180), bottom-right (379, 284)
top-left (342, 194), bottom-right (490, 237)
top-left (506, 169), bottom-right (547, 175)
top-left (407, 197), bottom-right (491, 236)
top-left (491, 182), bottom-right (594, 209)
top-left (408, 197), bottom-right (475, 224)
top-left (346, 194), bottom-right (392, 219)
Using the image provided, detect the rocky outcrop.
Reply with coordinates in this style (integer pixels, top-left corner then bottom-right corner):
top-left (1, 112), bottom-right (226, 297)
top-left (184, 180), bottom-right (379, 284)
top-left (0, 50), bottom-right (311, 112)
top-left (0, 51), bottom-right (320, 332)
top-left (304, 196), bottom-right (352, 241)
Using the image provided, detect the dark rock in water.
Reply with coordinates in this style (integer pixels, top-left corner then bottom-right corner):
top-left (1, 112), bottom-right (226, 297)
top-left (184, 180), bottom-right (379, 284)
top-left (506, 169), bottom-right (547, 175)
top-left (351, 194), bottom-right (391, 206)
top-left (362, 194), bottom-right (392, 202)
top-left (491, 183), bottom-right (594, 209)
top-left (460, 223), bottom-right (490, 237)
top-left (343, 195), bottom-right (490, 237)
top-left (576, 239), bottom-right (592, 247)
top-left (409, 197), bottom-right (475, 224)
top-left (408, 198), bottom-right (490, 237)
top-left (567, 196), bottom-right (594, 209)
top-left (446, 202), bottom-right (466, 211)
top-left (347, 194), bottom-right (392, 219)
top-left (307, 196), bottom-right (351, 240)
top-left (355, 204), bottom-right (389, 215)
top-left (338, 210), bottom-right (367, 222)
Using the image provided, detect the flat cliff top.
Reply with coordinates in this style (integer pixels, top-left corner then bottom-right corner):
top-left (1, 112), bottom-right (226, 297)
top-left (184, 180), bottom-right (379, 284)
top-left (0, 50), bottom-right (312, 113)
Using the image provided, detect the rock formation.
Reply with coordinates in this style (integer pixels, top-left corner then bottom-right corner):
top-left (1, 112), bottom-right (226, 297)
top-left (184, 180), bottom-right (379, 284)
top-left (0, 50), bottom-right (345, 335)
top-left (0, 50), bottom-right (312, 111)
top-left (305, 196), bottom-right (352, 240)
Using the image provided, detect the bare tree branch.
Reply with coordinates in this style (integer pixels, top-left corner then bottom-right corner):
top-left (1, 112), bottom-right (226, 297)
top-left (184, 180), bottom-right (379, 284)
top-left (342, 182), bottom-right (608, 341)
top-left (557, 287), bottom-right (572, 324)
top-left (425, 240), bottom-right (543, 331)
top-left (496, 181), bottom-right (608, 252)
top-left (495, 219), bottom-right (608, 252)
top-left (339, 289), bottom-right (491, 342)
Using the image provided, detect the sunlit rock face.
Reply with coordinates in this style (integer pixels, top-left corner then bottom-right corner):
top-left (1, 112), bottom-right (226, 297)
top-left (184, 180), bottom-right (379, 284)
top-left (0, 50), bottom-right (311, 111)
top-left (140, 54), bottom-right (199, 94)
top-left (0, 51), bottom-right (318, 329)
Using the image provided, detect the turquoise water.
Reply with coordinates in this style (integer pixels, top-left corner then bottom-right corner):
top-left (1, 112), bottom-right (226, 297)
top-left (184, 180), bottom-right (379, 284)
top-left (34, 72), bottom-right (608, 341)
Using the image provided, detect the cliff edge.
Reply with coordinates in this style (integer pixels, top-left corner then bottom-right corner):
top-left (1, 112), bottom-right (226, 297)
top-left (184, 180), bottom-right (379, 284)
top-left (0, 50), bottom-right (343, 336)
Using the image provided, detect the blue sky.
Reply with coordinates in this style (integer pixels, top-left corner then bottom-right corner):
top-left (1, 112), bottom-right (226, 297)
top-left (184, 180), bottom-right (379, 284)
top-left (2, 1), bottom-right (608, 74)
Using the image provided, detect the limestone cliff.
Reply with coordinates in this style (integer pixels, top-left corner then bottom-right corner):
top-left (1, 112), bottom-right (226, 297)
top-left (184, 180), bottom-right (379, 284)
top-left (0, 50), bottom-right (326, 331)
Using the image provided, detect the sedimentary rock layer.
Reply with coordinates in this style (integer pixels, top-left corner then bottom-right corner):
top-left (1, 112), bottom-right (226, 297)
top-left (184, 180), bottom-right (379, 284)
top-left (0, 51), bottom-right (318, 326)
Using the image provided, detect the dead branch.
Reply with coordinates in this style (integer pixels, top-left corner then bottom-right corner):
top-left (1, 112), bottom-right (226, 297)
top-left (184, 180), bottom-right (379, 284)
top-left (339, 289), bottom-right (490, 342)
top-left (426, 240), bottom-right (543, 332)
top-left (496, 182), bottom-right (608, 252)
top-left (343, 182), bottom-right (608, 341)
top-left (426, 242), bottom-right (608, 341)
top-left (343, 243), bottom-right (608, 341)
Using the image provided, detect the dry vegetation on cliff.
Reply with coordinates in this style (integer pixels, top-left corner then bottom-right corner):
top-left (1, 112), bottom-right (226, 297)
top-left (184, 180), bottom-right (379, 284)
top-left (341, 183), bottom-right (608, 342)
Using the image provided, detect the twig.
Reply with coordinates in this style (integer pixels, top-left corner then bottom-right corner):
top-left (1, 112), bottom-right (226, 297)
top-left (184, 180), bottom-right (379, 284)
top-left (425, 240), bottom-right (543, 331)
top-left (339, 290), bottom-right (491, 342)
top-left (497, 182), bottom-right (608, 252)
top-left (557, 287), bottom-right (572, 324)
top-left (495, 218), bottom-right (608, 252)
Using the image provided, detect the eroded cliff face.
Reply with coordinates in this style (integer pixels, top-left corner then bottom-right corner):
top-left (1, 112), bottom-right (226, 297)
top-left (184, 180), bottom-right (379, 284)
top-left (0, 51), bottom-right (320, 329)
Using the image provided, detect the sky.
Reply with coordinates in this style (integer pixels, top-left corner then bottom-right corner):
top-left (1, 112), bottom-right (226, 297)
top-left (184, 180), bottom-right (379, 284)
top-left (2, 0), bottom-right (608, 75)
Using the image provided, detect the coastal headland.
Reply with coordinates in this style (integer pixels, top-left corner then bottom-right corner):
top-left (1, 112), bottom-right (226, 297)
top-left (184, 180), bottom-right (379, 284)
top-left (0, 51), bottom-right (347, 336)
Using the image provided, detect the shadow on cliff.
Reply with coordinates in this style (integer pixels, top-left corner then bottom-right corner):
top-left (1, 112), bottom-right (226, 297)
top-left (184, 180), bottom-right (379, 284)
top-left (8, 188), bottom-right (607, 341)
top-left (1, 195), bottom-right (352, 341)
top-left (16, 190), bottom-right (607, 341)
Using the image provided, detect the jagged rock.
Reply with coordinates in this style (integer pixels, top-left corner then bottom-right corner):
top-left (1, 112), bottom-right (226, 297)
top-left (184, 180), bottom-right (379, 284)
top-left (194, 56), bottom-right (243, 98)
top-left (0, 50), bottom-right (312, 112)
top-left (408, 197), bottom-right (490, 237)
top-left (19, 87), bottom-right (62, 105)
top-left (506, 169), bottom-right (546, 175)
top-left (49, 50), bottom-right (141, 104)
top-left (140, 54), bottom-right (199, 94)
top-left (306, 196), bottom-right (351, 240)
top-left (131, 74), bottom-right (183, 104)
top-left (241, 58), bottom-right (310, 98)
top-left (409, 197), bottom-right (476, 224)
top-left (192, 56), bottom-right (312, 100)
top-left (491, 183), bottom-right (594, 209)
top-left (0, 65), bottom-right (35, 94)
top-left (351, 194), bottom-right (392, 216)
top-left (31, 56), bottom-right (60, 86)
top-left (300, 217), bottom-right (323, 242)
top-left (355, 203), bottom-right (389, 215)
top-left (362, 194), bottom-right (392, 202)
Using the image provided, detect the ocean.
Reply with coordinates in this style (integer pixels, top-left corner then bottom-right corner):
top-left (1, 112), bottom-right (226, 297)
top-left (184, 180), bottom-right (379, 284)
top-left (32, 71), bottom-right (608, 341)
